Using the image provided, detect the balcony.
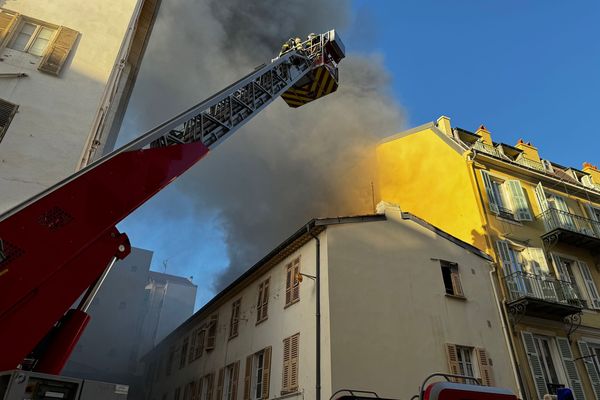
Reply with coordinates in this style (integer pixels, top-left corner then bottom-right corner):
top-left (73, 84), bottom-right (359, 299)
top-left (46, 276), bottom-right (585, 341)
top-left (515, 155), bottom-right (546, 172)
top-left (537, 208), bottom-right (600, 251)
top-left (504, 271), bottom-right (583, 320)
top-left (471, 140), bottom-right (503, 158)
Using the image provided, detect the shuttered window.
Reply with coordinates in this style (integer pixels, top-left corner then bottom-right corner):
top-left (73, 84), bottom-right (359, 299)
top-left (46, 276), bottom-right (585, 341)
top-left (256, 278), bottom-right (270, 323)
top-left (445, 344), bottom-right (494, 386)
top-left (229, 299), bottom-right (241, 339)
top-left (481, 170), bottom-right (500, 214)
top-left (440, 260), bottom-right (463, 297)
top-left (180, 337), bottom-right (189, 369)
top-left (219, 362), bottom-right (239, 400)
top-left (475, 348), bottom-right (494, 386)
top-left (184, 382), bottom-right (196, 400)
top-left (577, 261), bottom-right (600, 309)
top-left (282, 333), bottom-right (299, 394)
top-left (0, 98), bottom-right (18, 144)
top-left (244, 347), bottom-right (272, 400)
top-left (190, 328), bottom-right (205, 361)
top-left (285, 258), bottom-right (300, 307)
top-left (9, 21), bottom-right (56, 56)
top-left (506, 180), bottom-right (532, 220)
top-left (0, 9), bottom-right (19, 46)
top-left (206, 314), bottom-right (218, 351)
top-left (174, 387), bottom-right (181, 400)
top-left (521, 332), bottom-right (550, 399)
top-left (577, 341), bottom-right (600, 399)
top-left (556, 337), bottom-right (585, 400)
top-left (198, 373), bottom-right (214, 400)
top-left (37, 26), bottom-right (78, 75)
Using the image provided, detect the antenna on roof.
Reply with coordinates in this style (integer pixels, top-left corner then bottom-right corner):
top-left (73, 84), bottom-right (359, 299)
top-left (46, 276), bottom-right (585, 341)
top-left (162, 259), bottom-right (168, 273)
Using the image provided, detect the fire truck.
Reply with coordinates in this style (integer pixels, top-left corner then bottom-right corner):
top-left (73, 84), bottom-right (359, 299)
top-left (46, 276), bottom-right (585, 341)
top-left (0, 29), bottom-right (519, 400)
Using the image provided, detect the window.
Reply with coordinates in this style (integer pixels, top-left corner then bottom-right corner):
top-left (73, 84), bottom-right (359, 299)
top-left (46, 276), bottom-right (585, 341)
top-left (481, 171), bottom-right (531, 221)
top-left (256, 278), bottom-right (270, 323)
top-left (206, 314), bottom-right (218, 351)
top-left (577, 341), bottom-right (600, 399)
top-left (10, 21), bottom-right (55, 56)
top-left (183, 382), bottom-right (195, 400)
top-left (189, 328), bottom-right (205, 362)
top-left (244, 347), bottom-right (272, 400)
top-left (166, 345), bottom-right (175, 376)
top-left (229, 299), bottom-right (241, 339)
top-left (445, 344), bottom-right (494, 386)
top-left (534, 336), bottom-right (562, 392)
top-left (551, 254), bottom-right (600, 309)
top-left (198, 373), bottom-right (214, 400)
top-left (285, 258), bottom-right (300, 306)
top-left (0, 99), bottom-right (18, 144)
top-left (217, 362), bottom-right (239, 400)
top-left (174, 387), bottom-right (181, 400)
top-left (282, 333), bottom-right (299, 394)
top-left (440, 260), bottom-right (463, 297)
top-left (180, 337), bottom-right (189, 369)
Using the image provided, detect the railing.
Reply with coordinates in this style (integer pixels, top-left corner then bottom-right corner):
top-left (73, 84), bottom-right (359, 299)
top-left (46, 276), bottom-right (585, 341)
top-left (537, 208), bottom-right (600, 238)
top-left (503, 271), bottom-right (584, 307)
top-left (497, 206), bottom-right (516, 221)
top-left (471, 140), bottom-right (503, 158)
top-left (515, 155), bottom-right (546, 172)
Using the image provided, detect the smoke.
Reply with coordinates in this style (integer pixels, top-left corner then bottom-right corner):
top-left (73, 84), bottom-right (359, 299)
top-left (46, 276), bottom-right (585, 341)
top-left (121, 0), bottom-right (404, 291)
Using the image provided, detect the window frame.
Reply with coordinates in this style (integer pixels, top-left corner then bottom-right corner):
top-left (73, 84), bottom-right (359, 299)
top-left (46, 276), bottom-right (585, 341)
top-left (256, 278), bottom-right (270, 324)
top-left (224, 363), bottom-right (236, 400)
top-left (455, 346), bottom-right (475, 378)
top-left (440, 260), bottom-right (464, 298)
top-left (229, 298), bottom-right (241, 339)
top-left (285, 257), bottom-right (301, 307)
top-left (252, 350), bottom-right (265, 400)
top-left (9, 18), bottom-right (57, 56)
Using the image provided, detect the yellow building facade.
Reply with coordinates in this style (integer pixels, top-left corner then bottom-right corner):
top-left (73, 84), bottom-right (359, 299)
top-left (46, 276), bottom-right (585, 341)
top-left (377, 116), bottom-right (600, 400)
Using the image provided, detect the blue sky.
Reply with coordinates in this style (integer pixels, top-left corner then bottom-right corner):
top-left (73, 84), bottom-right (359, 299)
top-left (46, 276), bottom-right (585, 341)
top-left (119, 1), bottom-right (600, 310)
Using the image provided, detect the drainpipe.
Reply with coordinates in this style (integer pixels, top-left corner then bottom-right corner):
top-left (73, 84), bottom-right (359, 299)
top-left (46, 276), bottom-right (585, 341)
top-left (307, 224), bottom-right (321, 400)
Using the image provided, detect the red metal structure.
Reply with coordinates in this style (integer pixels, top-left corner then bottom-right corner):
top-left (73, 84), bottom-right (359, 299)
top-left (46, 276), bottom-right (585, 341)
top-left (0, 30), bottom-right (345, 373)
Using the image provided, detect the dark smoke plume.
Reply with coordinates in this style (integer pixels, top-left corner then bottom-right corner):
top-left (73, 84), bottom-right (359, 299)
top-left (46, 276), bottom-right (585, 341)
top-left (121, 0), bottom-right (404, 291)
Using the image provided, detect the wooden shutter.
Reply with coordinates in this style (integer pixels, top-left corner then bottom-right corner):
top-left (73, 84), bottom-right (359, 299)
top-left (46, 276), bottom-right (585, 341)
top-left (243, 355), bottom-right (252, 400)
top-left (262, 347), bottom-right (271, 399)
top-left (196, 378), bottom-right (204, 400)
top-left (521, 332), bottom-right (548, 399)
top-left (445, 343), bottom-right (460, 381)
top-left (524, 248), bottom-right (558, 301)
top-left (261, 279), bottom-right (269, 320)
top-left (495, 240), bottom-right (515, 275)
top-left (231, 361), bottom-right (240, 400)
top-left (0, 10), bottom-right (19, 46)
top-left (197, 330), bottom-right (205, 357)
top-left (481, 170), bottom-right (499, 214)
top-left (475, 348), bottom-right (494, 386)
top-left (206, 374), bottom-right (214, 400)
top-left (216, 368), bottom-right (224, 400)
top-left (38, 26), bottom-right (78, 76)
top-left (551, 254), bottom-right (571, 283)
top-left (285, 264), bottom-right (292, 305)
top-left (292, 259), bottom-right (300, 302)
top-left (506, 180), bottom-right (532, 221)
top-left (282, 337), bottom-right (291, 392)
top-left (556, 336), bottom-right (585, 400)
top-left (290, 334), bottom-right (299, 390)
top-left (189, 330), bottom-right (197, 363)
top-left (535, 182), bottom-right (549, 213)
top-left (450, 267), bottom-right (463, 297)
top-left (577, 341), bottom-right (600, 398)
top-left (206, 314), bottom-right (218, 350)
top-left (577, 261), bottom-right (600, 309)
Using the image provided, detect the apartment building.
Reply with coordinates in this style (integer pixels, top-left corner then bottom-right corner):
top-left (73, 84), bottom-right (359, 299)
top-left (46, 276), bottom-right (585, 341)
top-left (141, 204), bottom-right (519, 400)
top-left (377, 116), bottom-right (600, 400)
top-left (0, 0), bottom-right (160, 213)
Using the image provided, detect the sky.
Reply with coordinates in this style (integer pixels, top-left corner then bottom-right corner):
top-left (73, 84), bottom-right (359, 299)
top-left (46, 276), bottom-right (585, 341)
top-left (117, 1), bottom-right (600, 310)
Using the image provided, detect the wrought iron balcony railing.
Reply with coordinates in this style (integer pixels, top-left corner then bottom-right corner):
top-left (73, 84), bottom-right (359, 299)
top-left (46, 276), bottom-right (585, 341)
top-left (471, 140), bottom-right (503, 158)
top-left (515, 156), bottom-right (546, 172)
top-left (537, 208), bottom-right (600, 239)
top-left (503, 271), bottom-right (584, 307)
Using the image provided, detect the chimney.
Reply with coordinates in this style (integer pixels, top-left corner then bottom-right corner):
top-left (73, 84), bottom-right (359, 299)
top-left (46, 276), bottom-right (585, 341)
top-left (475, 125), bottom-right (493, 145)
top-left (515, 139), bottom-right (542, 163)
top-left (583, 162), bottom-right (600, 185)
top-left (436, 115), bottom-right (452, 137)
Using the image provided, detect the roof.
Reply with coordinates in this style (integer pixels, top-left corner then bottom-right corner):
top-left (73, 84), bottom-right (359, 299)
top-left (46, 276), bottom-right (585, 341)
top-left (144, 210), bottom-right (493, 357)
top-left (148, 271), bottom-right (196, 287)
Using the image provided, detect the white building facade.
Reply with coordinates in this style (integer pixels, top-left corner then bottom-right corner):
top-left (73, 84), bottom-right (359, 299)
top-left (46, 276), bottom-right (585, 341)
top-left (142, 204), bottom-right (521, 400)
top-left (0, 0), bottom-right (159, 213)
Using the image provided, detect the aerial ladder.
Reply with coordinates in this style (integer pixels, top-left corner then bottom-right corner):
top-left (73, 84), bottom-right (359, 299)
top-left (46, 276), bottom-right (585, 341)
top-left (0, 30), bottom-right (345, 375)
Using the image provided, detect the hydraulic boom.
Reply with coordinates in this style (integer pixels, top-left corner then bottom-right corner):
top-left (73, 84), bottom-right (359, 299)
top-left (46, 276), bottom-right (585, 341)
top-left (0, 30), bottom-right (345, 373)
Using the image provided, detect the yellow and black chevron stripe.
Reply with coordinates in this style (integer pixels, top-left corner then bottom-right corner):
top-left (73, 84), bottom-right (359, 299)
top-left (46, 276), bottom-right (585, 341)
top-left (281, 66), bottom-right (339, 108)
